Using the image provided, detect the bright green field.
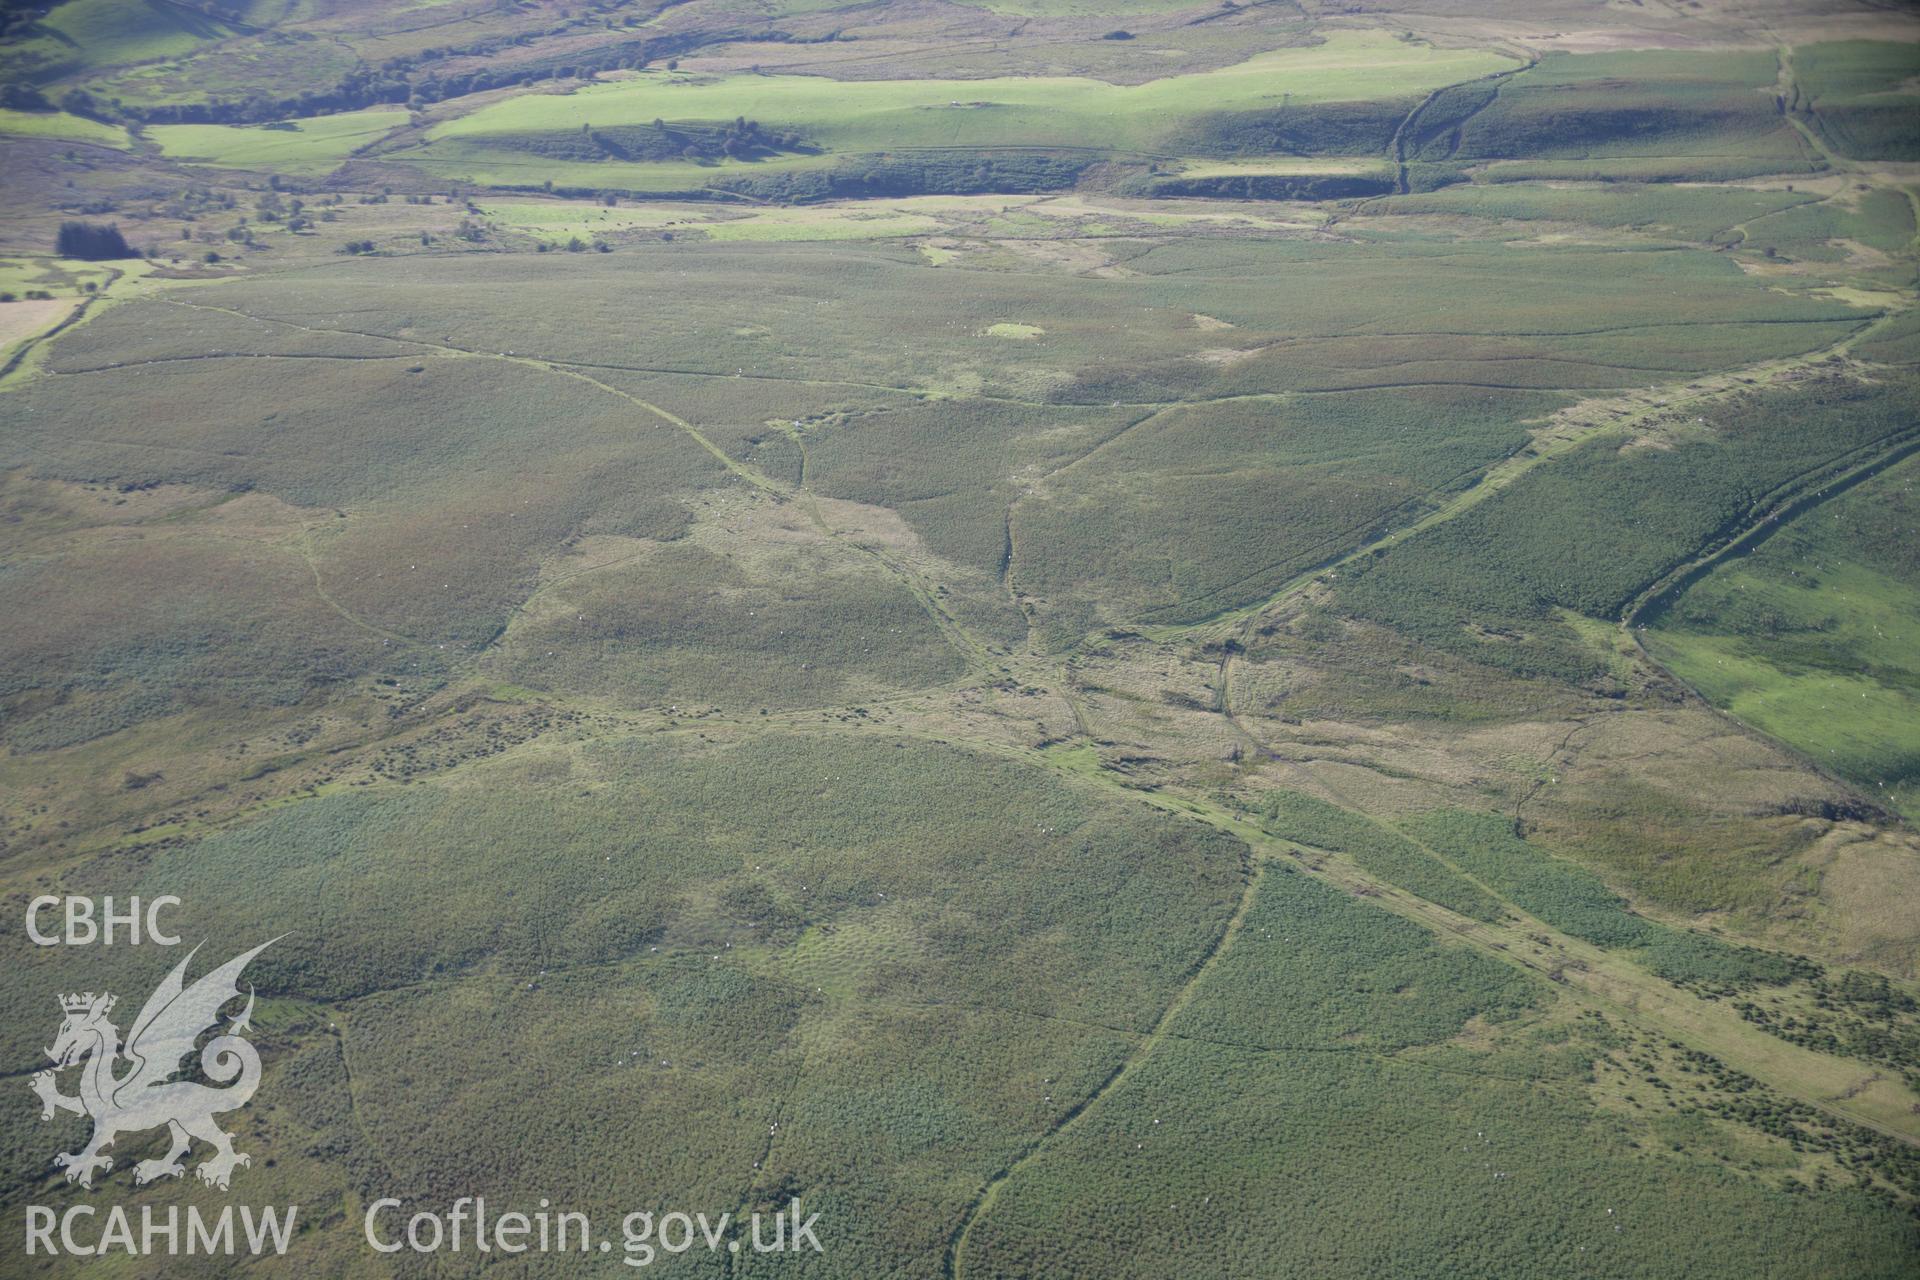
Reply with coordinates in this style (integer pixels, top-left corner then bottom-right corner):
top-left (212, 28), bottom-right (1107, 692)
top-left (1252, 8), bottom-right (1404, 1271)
top-left (428, 32), bottom-right (1517, 155)
top-left (148, 107), bottom-right (410, 174)
top-left (1647, 454), bottom-right (1920, 819)
top-left (0, 108), bottom-right (129, 148)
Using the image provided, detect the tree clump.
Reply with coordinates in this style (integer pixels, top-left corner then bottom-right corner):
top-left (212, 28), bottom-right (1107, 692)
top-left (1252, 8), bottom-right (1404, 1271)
top-left (56, 221), bottom-right (135, 260)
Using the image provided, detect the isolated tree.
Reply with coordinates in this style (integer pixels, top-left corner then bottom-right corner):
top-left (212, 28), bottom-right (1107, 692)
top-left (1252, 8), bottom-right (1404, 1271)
top-left (55, 221), bottom-right (134, 260)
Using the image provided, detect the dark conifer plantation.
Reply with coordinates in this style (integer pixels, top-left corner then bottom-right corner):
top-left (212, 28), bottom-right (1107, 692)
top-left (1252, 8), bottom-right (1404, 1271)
top-left (55, 221), bottom-right (134, 260)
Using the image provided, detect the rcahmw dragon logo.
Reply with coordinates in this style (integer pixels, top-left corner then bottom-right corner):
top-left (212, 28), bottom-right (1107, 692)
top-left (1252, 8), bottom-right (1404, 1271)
top-left (30, 939), bottom-right (276, 1191)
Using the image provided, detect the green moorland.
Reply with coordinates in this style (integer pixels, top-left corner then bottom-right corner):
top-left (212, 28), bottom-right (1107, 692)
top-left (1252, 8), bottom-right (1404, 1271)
top-left (0, 733), bottom-right (1249, 1273)
top-left (1793, 40), bottom-right (1920, 160)
top-left (2, 3), bottom-right (1920, 1277)
top-left (959, 863), bottom-right (1918, 1278)
top-left (0, 0), bottom-right (705, 108)
top-left (1646, 453), bottom-right (1920, 820)
top-left (1427, 48), bottom-right (1821, 170)
top-left (1333, 373), bottom-right (1920, 684)
top-left (0, 235), bottom-right (1865, 664)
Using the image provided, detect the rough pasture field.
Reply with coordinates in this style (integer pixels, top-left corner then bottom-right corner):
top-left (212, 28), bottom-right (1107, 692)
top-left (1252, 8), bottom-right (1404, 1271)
top-left (1646, 453), bottom-right (1920, 821)
top-left (1332, 374), bottom-right (1920, 683)
top-left (960, 865), bottom-right (1919, 1280)
top-left (1417, 49), bottom-right (1818, 169)
top-left (2, 231), bottom-right (1867, 672)
top-left (0, 732), bottom-right (1248, 1272)
top-left (1793, 40), bottom-right (1920, 160)
top-left (148, 108), bottom-right (413, 174)
top-left (2, 2), bottom-right (1919, 1277)
top-left (0, 0), bottom-right (283, 85)
top-left (0, 106), bottom-right (128, 147)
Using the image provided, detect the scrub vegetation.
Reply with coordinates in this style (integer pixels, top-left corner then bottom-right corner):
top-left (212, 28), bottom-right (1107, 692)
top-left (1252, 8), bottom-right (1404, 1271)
top-left (2, 2), bottom-right (1918, 1275)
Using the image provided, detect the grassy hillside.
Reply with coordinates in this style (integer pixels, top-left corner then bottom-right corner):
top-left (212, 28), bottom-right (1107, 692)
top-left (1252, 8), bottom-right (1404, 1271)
top-left (0, 0), bottom-right (281, 83)
top-left (1795, 40), bottom-right (1920, 160)
top-left (2, 3), bottom-right (1919, 1276)
top-left (1334, 375), bottom-right (1920, 683)
top-left (962, 863), bottom-right (1919, 1278)
top-left (148, 107), bottom-right (411, 173)
top-left (1647, 453), bottom-right (1920, 820)
top-left (0, 107), bottom-right (130, 147)
top-left (401, 31), bottom-right (1515, 191)
top-left (1412, 48), bottom-right (1826, 180)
